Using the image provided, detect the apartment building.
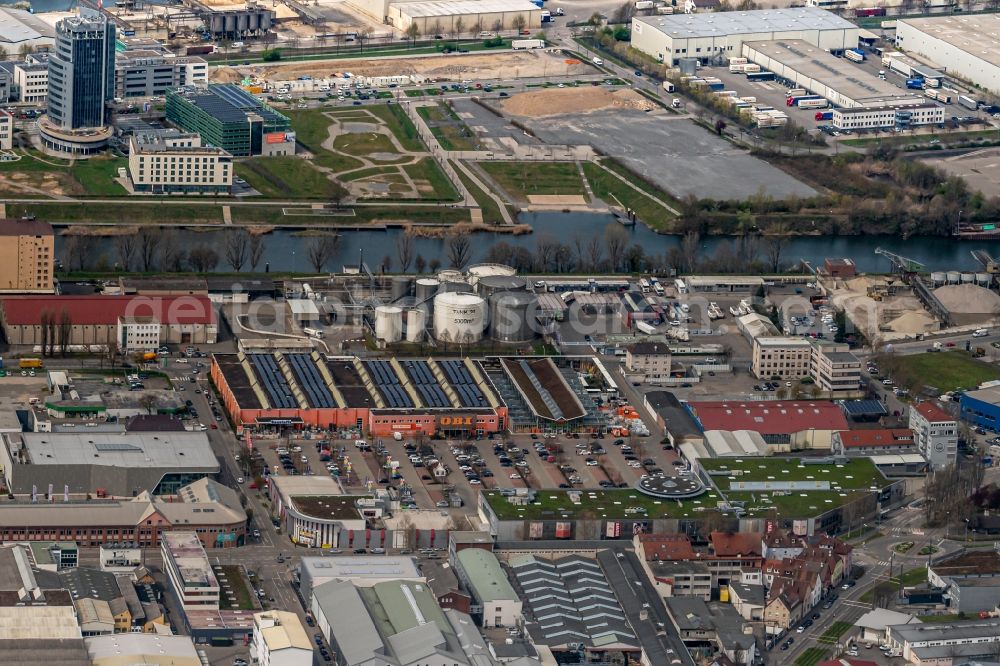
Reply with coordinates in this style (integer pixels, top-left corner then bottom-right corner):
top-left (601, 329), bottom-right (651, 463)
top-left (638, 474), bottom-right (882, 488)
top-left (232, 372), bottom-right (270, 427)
top-left (909, 401), bottom-right (958, 470)
top-left (126, 131), bottom-right (233, 195)
top-left (625, 342), bottom-right (672, 380)
top-left (252, 611), bottom-right (312, 666)
top-left (751, 336), bottom-right (813, 380)
top-left (0, 217), bottom-right (54, 293)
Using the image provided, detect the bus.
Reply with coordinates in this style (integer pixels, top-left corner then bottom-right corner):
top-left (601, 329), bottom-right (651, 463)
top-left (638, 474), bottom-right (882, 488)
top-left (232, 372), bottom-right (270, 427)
top-left (303, 327), bottom-right (324, 339)
top-left (653, 280), bottom-right (665, 296)
top-left (639, 278), bottom-right (651, 293)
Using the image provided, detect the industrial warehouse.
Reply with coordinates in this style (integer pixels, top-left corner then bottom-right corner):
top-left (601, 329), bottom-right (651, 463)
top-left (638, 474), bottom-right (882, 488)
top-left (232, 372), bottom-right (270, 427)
top-left (631, 7), bottom-right (859, 67)
top-left (896, 14), bottom-right (1000, 96)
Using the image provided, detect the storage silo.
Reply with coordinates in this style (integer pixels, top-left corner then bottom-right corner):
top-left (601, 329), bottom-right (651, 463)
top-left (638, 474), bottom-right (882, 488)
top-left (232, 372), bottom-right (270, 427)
top-left (977, 273), bottom-right (992, 286)
top-left (489, 292), bottom-right (537, 343)
top-left (391, 276), bottom-right (412, 302)
top-left (930, 271), bottom-right (946, 286)
top-left (438, 280), bottom-right (473, 294)
top-left (210, 14), bottom-right (225, 35)
top-left (467, 263), bottom-right (516, 286)
top-left (947, 271), bottom-right (961, 284)
top-left (224, 13), bottom-right (237, 34)
top-left (237, 11), bottom-right (250, 34)
top-left (415, 278), bottom-right (440, 303)
top-left (961, 272), bottom-right (975, 284)
top-left (374, 305), bottom-right (403, 342)
top-left (433, 292), bottom-right (485, 343)
top-left (477, 275), bottom-right (528, 299)
top-left (406, 309), bottom-right (426, 342)
top-left (437, 269), bottom-right (465, 284)
top-left (259, 11), bottom-right (273, 31)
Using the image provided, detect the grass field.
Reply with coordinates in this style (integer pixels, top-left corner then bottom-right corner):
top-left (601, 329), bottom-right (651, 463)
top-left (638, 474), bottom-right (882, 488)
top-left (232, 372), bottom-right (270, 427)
top-left (479, 161), bottom-right (586, 199)
top-left (481, 488), bottom-right (722, 520)
top-left (340, 166), bottom-right (399, 182)
top-left (401, 158), bottom-right (461, 201)
top-left (841, 128), bottom-right (1000, 148)
top-left (582, 160), bottom-right (677, 230)
top-left (700, 457), bottom-right (887, 490)
top-left (365, 104), bottom-right (425, 152)
top-left (332, 131), bottom-right (400, 157)
top-left (725, 490), bottom-right (869, 519)
top-left (285, 109), bottom-right (365, 173)
top-left (236, 157), bottom-right (346, 199)
top-left (795, 648), bottom-right (829, 666)
top-left (888, 351), bottom-right (1000, 393)
top-left (0, 151), bottom-right (125, 197)
top-left (453, 161), bottom-right (508, 225)
top-left (817, 621), bottom-right (853, 645)
top-left (10, 201), bottom-right (225, 224)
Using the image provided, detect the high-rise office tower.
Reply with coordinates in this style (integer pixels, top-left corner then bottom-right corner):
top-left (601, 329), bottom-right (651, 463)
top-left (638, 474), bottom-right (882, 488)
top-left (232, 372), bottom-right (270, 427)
top-left (47, 13), bottom-right (115, 131)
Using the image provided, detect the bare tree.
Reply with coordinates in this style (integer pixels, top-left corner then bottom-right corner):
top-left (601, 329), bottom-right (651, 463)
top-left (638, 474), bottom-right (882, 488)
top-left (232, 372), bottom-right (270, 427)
top-left (39, 309), bottom-right (50, 357)
top-left (764, 225), bottom-right (790, 273)
top-left (160, 229), bottom-right (185, 272)
top-left (224, 229), bottom-right (250, 271)
top-left (511, 14), bottom-right (527, 33)
top-left (604, 223), bottom-right (628, 271)
top-left (453, 16), bottom-right (465, 39)
top-left (534, 233), bottom-right (561, 272)
top-left (430, 19), bottom-right (444, 38)
top-left (396, 231), bottom-right (415, 273)
top-left (405, 23), bottom-right (420, 47)
top-left (415, 254), bottom-right (427, 274)
top-left (306, 234), bottom-right (340, 273)
top-left (139, 393), bottom-right (159, 415)
top-left (188, 246), bottom-right (220, 272)
top-left (445, 230), bottom-right (472, 268)
top-left (116, 233), bottom-right (137, 272)
top-left (585, 235), bottom-right (604, 271)
top-left (681, 231), bottom-right (701, 273)
top-left (58, 308), bottom-right (72, 356)
top-left (249, 234), bottom-right (266, 271)
top-left (138, 227), bottom-right (158, 272)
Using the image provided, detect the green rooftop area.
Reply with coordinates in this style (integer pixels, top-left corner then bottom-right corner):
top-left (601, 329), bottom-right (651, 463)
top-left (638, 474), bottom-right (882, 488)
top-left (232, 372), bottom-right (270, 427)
top-left (214, 564), bottom-right (257, 611)
top-left (700, 457), bottom-right (888, 491)
top-left (481, 489), bottom-right (723, 521)
top-left (726, 490), bottom-right (869, 520)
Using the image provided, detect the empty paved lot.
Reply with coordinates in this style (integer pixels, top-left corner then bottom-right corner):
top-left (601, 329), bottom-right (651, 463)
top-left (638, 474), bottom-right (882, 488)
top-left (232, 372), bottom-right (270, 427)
top-left (522, 107), bottom-right (816, 200)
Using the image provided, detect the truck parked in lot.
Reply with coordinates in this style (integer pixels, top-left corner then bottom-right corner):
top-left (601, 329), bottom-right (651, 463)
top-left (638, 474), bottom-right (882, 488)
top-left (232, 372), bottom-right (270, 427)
top-left (905, 77), bottom-right (925, 89)
top-left (959, 95), bottom-right (980, 111)
top-left (786, 94), bottom-right (822, 106)
top-left (797, 98), bottom-right (828, 110)
top-left (512, 39), bottom-right (544, 49)
top-left (845, 48), bottom-right (865, 63)
top-left (19, 358), bottom-right (43, 369)
top-left (635, 0), bottom-right (654, 8)
top-left (814, 110), bottom-right (833, 120)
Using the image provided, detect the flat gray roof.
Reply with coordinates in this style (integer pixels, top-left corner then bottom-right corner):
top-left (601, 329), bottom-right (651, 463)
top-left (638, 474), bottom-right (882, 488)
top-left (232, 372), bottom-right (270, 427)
top-left (899, 14), bottom-right (1000, 70)
top-left (890, 617), bottom-right (1000, 643)
top-left (300, 556), bottom-right (421, 581)
top-left (17, 431), bottom-right (217, 469)
top-left (634, 7), bottom-right (855, 40)
top-left (744, 39), bottom-right (925, 106)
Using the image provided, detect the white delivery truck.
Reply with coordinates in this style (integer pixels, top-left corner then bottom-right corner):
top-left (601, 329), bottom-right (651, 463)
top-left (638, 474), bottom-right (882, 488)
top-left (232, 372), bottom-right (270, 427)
top-left (512, 39), bottom-right (545, 49)
top-left (662, 81), bottom-right (675, 92)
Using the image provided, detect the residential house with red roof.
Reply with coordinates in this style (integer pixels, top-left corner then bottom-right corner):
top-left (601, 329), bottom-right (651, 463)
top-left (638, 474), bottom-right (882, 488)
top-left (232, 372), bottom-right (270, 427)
top-left (0, 295), bottom-right (217, 351)
top-left (909, 401), bottom-right (957, 471)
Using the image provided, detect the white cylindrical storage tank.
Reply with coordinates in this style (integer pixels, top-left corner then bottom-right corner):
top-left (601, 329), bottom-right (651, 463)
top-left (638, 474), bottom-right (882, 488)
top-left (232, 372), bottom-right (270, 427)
top-left (438, 280), bottom-right (474, 294)
top-left (437, 269), bottom-right (465, 284)
top-left (930, 271), bottom-right (946, 286)
top-left (433, 292), bottom-right (485, 343)
top-left (374, 305), bottom-right (403, 342)
top-left (961, 272), bottom-right (975, 284)
top-left (466, 263), bottom-right (516, 286)
top-left (977, 272), bottom-right (992, 286)
top-left (477, 275), bottom-right (529, 299)
top-left (415, 278), bottom-right (440, 303)
top-left (406, 309), bottom-right (426, 342)
top-left (947, 271), bottom-right (961, 284)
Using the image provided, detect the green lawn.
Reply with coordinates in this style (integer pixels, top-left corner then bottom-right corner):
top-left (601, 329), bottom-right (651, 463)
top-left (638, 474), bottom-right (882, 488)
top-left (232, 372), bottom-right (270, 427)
top-left (886, 351), bottom-right (1000, 393)
top-left (860, 566), bottom-right (927, 603)
top-left (453, 160), bottom-right (508, 226)
top-left (340, 166), bottom-right (400, 182)
top-left (402, 158), bottom-right (460, 201)
top-left (700, 457), bottom-right (887, 490)
top-left (215, 564), bottom-right (257, 611)
top-left (481, 488), bottom-right (720, 521)
top-left (285, 109), bottom-right (364, 173)
top-left (9, 202), bottom-right (225, 224)
top-left (479, 161), bottom-right (586, 198)
top-left (918, 613), bottom-right (965, 623)
top-left (351, 205), bottom-right (470, 226)
top-left (236, 156), bottom-right (345, 199)
top-left (817, 621), bottom-right (853, 645)
top-left (582, 160), bottom-right (677, 230)
top-left (365, 104), bottom-right (425, 152)
top-left (725, 490), bottom-right (869, 519)
top-left (795, 648), bottom-right (829, 666)
top-left (332, 131), bottom-right (399, 157)
top-left (841, 128), bottom-right (1000, 148)
top-left (0, 151), bottom-right (125, 197)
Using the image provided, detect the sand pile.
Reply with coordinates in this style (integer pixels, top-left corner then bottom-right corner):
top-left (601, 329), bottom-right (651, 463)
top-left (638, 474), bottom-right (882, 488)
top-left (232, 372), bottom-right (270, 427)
top-left (501, 87), bottom-right (655, 118)
top-left (886, 310), bottom-right (937, 334)
top-left (933, 284), bottom-right (1000, 314)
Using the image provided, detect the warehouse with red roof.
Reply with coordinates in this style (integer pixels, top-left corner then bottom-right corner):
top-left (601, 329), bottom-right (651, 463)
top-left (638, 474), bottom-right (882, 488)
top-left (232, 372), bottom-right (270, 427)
top-left (686, 400), bottom-right (850, 450)
top-left (0, 295), bottom-right (217, 350)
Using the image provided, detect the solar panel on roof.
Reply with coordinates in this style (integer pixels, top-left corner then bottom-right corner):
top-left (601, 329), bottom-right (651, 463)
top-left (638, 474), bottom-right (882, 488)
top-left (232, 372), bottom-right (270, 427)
top-left (94, 442), bottom-right (141, 451)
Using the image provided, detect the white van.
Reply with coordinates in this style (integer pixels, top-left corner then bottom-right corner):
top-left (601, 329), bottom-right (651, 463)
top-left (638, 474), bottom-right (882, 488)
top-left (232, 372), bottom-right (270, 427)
top-left (592, 56), bottom-right (604, 66)
top-left (974, 328), bottom-right (990, 337)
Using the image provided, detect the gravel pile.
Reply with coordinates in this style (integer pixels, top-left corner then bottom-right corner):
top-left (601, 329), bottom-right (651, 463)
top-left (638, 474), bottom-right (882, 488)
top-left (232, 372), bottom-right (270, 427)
top-left (933, 284), bottom-right (1000, 314)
